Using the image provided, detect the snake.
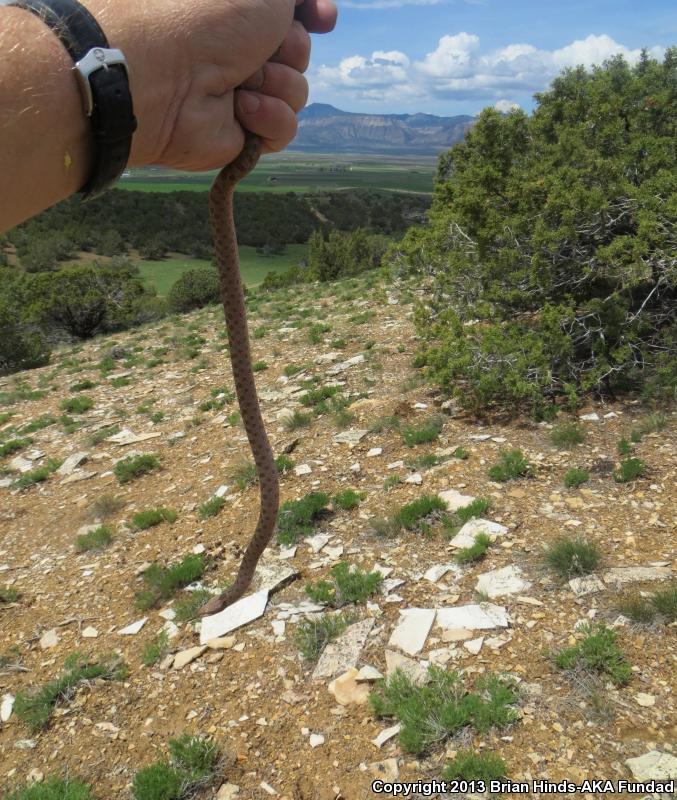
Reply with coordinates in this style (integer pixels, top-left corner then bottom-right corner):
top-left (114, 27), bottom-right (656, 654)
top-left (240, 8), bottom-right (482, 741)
top-left (197, 132), bottom-right (280, 617)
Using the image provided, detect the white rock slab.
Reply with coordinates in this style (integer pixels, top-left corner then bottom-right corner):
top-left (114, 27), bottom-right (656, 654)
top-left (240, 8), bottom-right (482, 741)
top-left (464, 636), bottom-right (484, 655)
top-left (56, 452), bottom-right (88, 476)
top-left (384, 650), bottom-right (427, 684)
top-left (309, 733), bottom-right (325, 748)
top-left (118, 617), bottom-right (148, 635)
top-left (254, 560), bottom-right (298, 593)
top-left (294, 464), bottom-right (312, 476)
top-left (329, 668), bottom-right (370, 705)
top-left (306, 533), bottom-right (331, 553)
top-left (603, 567), bottom-right (672, 585)
top-left (625, 751), bottom-right (677, 781)
top-left (449, 519), bottom-right (508, 549)
top-left (278, 545), bottom-right (297, 560)
top-left (404, 473), bottom-right (422, 485)
top-left (333, 429), bottom-right (369, 446)
top-left (39, 629), bottom-right (59, 649)
top-left (436, 604), bottom-right (509, 631)
top-left (199, 589), bottom-right (268, 645)
top-left (271, 620), bottom-right (285, 637)
top-left (313, 618), bottom-right (375, 679)
top-left (1, 693), bottom-right (14, 722)
top-left (108, 428), bottom-right (162, 446)
top-left (388, 608), bottom-right (435, 655)
top-left (326, 354), bottom-right (365, 375)
top-left (372, 724), bottom-right (401, 749)
top-left (81, 626), bottom-right (98, 638)
top-left (9, 456), bottom-right (33, 473)
top-left (580, 413), bottom-right (600, 421)
top-left (569, 575), bottom-right (605, 596)
top-left (475, 565), bottom-right (531, 599)
top-left (423, 564), bottom-right (455, 583)
top-left (173, 645), bottom-right (207, 670)
top-left (438, 488), bottom-right (475, 512)
top-left (367, 448), bottom-right (382, 457)
top-left (356, 665), bottom-right (383, 682)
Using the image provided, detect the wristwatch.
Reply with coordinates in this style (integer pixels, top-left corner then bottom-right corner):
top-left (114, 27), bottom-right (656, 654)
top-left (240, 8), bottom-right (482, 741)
top-left (1, 0), bottom-right (137, 197)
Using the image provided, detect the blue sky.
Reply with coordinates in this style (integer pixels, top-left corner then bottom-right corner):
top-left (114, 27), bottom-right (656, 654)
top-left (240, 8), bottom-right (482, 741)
top-left (307, 0), bottom-right (675, 115)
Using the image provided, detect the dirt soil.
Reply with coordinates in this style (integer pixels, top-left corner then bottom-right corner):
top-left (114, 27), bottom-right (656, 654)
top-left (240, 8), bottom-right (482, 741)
top-left (0, 277), bottom-right (675, 799)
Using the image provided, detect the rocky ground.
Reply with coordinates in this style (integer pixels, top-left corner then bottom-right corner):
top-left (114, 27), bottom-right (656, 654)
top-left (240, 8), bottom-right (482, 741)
top-left (0, 275), bottom-right (675, 799)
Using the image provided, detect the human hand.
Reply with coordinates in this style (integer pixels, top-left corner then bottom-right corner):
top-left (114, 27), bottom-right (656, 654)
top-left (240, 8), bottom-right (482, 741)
top-left (91, 0), bottom-right (337, 170)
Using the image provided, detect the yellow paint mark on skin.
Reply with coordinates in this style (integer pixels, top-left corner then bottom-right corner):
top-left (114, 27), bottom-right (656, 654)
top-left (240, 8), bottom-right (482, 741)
top-left (64, 151), bottom-right (72, 169)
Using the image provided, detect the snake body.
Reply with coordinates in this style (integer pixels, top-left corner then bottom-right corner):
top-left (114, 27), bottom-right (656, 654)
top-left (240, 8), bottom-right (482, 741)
top-left (198, 133), bottom-right (280, 617)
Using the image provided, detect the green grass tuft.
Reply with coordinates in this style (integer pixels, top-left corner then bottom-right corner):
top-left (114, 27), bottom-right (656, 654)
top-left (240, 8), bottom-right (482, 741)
top-left (295, 612), bottom-right (357, 661)
top-left (15, 458), bottom-right (62, 490)
top-left (564, 468), bottom-right (589, 488)
top-left (0, 438), bottom-right (32, 458)
top-left (114, 454), bottom-right (161, 484)
top-left (455, 533), bottom-right (492, 564)
top-left (333, 489), bottom-right (363, 511)
top-left (369, 666), bottom-right (518, 755)
top-left (488, 449), bottom-right (532, 482)
top-left (551, 422), bottom-right (585, 448)
top-left (395, 495), bottom-right (446, 531)
top-left (613, 457), bottom-right (645, 483)
top-left (136, 555), bottom-right (206, 610)
top-left (141, 631), bottom-right (170, 667)
top-left (0, 587), bottom-right (20, 603)
top-left (69, 380), bottom-right (96, 392)
top-left (131, 508), bottom-right (178, 531)
top-left (305, 562), bottom-right (382, 607)
top-left (283, 409), bottom-right (312, 431)
top-left (455, 498), bottom-right (491, 525)
top-left (75, 525), bottom-right (113, 553)
top-left (3, 776), bottom-right (95, 800)
top-left (132, 734), bottom-right (220, 800)
top-left (554, 623), bottom-right (632, 686)
top-left (401, 415), bottom-right (444, 447)
top-left (59, 396), bottom-right (93, 414)
top-left (442, 750), bottom-right (507, 783)
top-left (88, 424), bottom-right (120, 446)
top-left (276, 492), bottom-right (330, 545)
top-left (197, 495), bottom-right (225, 520)
top-left (543, 536), bottom-right (601, 579)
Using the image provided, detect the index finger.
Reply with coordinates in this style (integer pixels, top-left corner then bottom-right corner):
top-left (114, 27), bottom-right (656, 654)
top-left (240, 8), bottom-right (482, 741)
top-left (294, 0), bottom-right (337, 34)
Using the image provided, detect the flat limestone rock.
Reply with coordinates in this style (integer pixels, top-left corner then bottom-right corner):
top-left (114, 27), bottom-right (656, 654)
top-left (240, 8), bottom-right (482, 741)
top-left (372, 724), bottom-right (401, 749)
top-left (449, 519), bottom-right (508, 549)
top-left (326, 354), bottom-right (365, 375)
top-left (603, 567), bottom-right (672, 586)
top-left (39, 629), bottom-right (59, 649)
top-left (569, 575), bottom-right (605, 597)
top-left (199, 589), bottom-right (269, 645)
top-left (475, 565), bottom-right (531, 599)
top-left (388, 608), bottom-right (435, 655)
top-left (56, 452), bottom-right (88, 476)
top-left (313, 618), bottom-right (375, 680)
top-left (1, 693), bottom-right (15, 722)
top-left (328, 668), bottom-right (371, 705)
top-left (108, 428), bottom-right (162, 446)
top-left (436, 604), bottom-right (509, 631)
top-left (438, 488), bottom-right (475, 512)
top-left (384, 650), bottom-right (427, 684)
top-left (118, 617), bottom-right (148, 636)
top-left (625, 751), bottom-right (677, 781)
top-left (254, 560), bottom-right (298, 594)
top-left (173, 645), bottom-right (208, 670)
top-left (332, 429), bottom-right (369, 446)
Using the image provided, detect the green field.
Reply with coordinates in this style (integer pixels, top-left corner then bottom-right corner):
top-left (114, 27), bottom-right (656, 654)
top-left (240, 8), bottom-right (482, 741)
top-left (135, 243), bottom-right (307, 296)
top-left (119, 154), bottom-right (436, 195)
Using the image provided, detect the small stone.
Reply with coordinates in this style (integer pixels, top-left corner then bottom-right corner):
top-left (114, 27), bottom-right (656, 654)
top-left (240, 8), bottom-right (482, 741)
top-left (309, 733), bottom-right (325, 748)
top-left (634, 693), bottom-right (656, 707)
top-left (294, 464), bottom-right (312, 476)
top-left (463, 636), bottom-right (484, 655)
top-left (199, 589), bottom-right (269, 645)
top-left (580, 413), bottom-right (600, 421)
top-left (372, 724), bottom-right (401, 749)
top-left (438, 488), bottom-right (475, 511)
top-left (1, 693), bottom-right (15, 722)
top-left (388, 608), bottom-right (435, 655)
top-left (625, 751), bottom-right (677, 781)
top-left (27, 769), bottom-right (44, 784)
top-left (436, 603), bottom-right (509, 631)
top-left (367, 448), bottom-right (382, 457)
top-left (569, 575), bottom-right (605, 597)
top-left (404, 472), bottom-right (422, 485)
top-left (118, 618), bottom-right (147, 636)
top-left (369, 758), bottom-right (399, 781)
top-left (441, 628), bottom-right (473, 642)
top-left (475, 565), bottom-right (531, 599)
top-left (82, 626), bottom-right (98, 638)
top-left (271, 620), bottom-right (285, 636)
top-left (384, 651), bottom-right (427, 684)
top-left (355, 665), bottom-right (383, 682)
top-left (216, 784), bottom-right (240, 800)
top-left (173, 645), bottom-right (208, 669)
top-left (206, 635), bottom-right (236, 650)
top-left (39, 629), bottom-right (59, 649)
top-left (328, 668), bottom-right (370, 705)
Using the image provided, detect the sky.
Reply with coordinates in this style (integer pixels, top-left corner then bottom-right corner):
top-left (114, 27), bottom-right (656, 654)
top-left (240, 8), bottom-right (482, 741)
top-left (306, 0), bottom-right (675, 116)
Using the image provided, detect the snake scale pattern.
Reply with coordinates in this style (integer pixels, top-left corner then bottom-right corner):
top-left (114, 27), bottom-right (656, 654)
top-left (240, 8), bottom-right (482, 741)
top-left (198, 133), bottom-right (280, 617)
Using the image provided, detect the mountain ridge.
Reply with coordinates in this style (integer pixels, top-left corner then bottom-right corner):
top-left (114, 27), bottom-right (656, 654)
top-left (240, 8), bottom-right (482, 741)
top-left (290, 103), bottom-right (476, 155)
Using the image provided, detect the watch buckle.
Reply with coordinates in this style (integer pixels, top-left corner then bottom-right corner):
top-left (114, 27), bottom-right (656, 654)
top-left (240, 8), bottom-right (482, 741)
top-left (73, 47), bottom-right (129, 116)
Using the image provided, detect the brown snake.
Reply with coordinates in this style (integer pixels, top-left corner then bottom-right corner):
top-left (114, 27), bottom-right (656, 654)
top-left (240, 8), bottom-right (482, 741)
top-left (197, 132), bottom-right (280, 617)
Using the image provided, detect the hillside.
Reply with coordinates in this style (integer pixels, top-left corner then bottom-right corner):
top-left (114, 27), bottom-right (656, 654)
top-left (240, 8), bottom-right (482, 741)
top-left (0, 273), bottom-right (675, 798)
top-left (291, 104), bottom-right (475, 155)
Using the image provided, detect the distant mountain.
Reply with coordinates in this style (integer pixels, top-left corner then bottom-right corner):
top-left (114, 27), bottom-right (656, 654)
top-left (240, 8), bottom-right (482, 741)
top-left (290, 104), bottom-right (476, 155)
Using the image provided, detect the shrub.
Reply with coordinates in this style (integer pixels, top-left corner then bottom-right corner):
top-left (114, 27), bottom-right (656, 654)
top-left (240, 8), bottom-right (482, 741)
top-left (617, 437), bottom-right (632, 455)
top-left (141, 631), bottom-right (170, 667)
top-left (305, 562), bottom-right (383, 607)
top-left (89, 493), bottom-right (125, 518)
top-left (453, 446), bottom-right (469, 460)
top-left (131, 508), bottom-right (177, 531)
top-left (0, 297), bottom-right (51, 376)
top-left (442, 751), bottom-right (507, 783)
top-left (3, 776), bottom-right (94, 800)
top-left (396, 495), bottom-right (447, 530)
top-left (333, 489), bottom-right (363, 510)
top-left (136, 555), bottom-right (206, 609)
top-left (198, 496), bottom-right (225, 519)
top-left (488, 450), bottom-right (532, 482)
top-left (69, 380), bottom-right (96, 392)
top-left (564, 468), bottom-right (589, 488)
top-left (614, 457), bottom-right (645, 482)
top-left (391, 52), bottom-right (677, 413)
top-left (60, 396), bottom-right (93, 414)
top-left (620, 584), bottom-right (677, 624)
top-left (276, 492), bottom-right (330, 545)
top-left (551, 423), bottom-right (586, 448)
top-left (554, 623), bottom-right (631, 686)
top-left (544, 536), bottom-right (601, 579)
top-left (18, 414), bottom-right (56, 434)
top-left (173, 589), bottom-right (213, 622)
top-left (0, 438), bottom-right (32, 458)
top-left (131, 762), bottom-right (183, 800)
top-left (132, 735), bottom-right (220, 800)
top-left (0, 587), bottom-right (20, 603)
top-left (15, 458), bottom-right (62, 490)
top-left (401, 415), bottom-right (443, 446)
top-left (75, 525), bottom-right (113, 553)
top-left (14, 653), bottom-right (126, 731)
top-left (295, 612), bottom-right (356, 661)
top-left (455, 498), bottom-right (491, 525)
top-left (455, 533), bottom-right (492, 564)
top-left (630, 412), bottom-right (667, 442)
top-left (651, 584), bottom-right (677, 622)
top-left (299, 385), bottom-right (341, 408)
top-left (232, 460), bottom-right (257, 490)
top-left (167, 268), bottom-right (220, 313)
top-left (114, 454), bottom-right (160, 484)
top-left (370, 666), bottom-right (518, 755)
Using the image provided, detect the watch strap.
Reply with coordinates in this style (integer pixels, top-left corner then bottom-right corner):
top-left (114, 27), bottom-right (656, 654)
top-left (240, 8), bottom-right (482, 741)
top-left (2, 0), bottom-right (137, 197)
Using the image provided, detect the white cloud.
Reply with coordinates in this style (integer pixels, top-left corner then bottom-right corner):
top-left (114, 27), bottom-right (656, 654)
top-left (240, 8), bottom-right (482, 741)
top-left (313, 33), bottom-right (666, 107)
top-left (494, 99), bottom-right (521, 113)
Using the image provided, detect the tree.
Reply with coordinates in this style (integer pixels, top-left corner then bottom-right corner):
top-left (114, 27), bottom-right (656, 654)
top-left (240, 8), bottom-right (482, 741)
top-left (0, 297), bottom-right (50, 375)
top-left (167, 268), bottom-right (220, 312)
top-left (390, 50), bottom-right (676, 414)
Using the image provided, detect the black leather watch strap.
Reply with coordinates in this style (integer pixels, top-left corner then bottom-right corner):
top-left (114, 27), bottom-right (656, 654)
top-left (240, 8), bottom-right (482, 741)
top-left (2, 0), bottom-right (137, 197)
